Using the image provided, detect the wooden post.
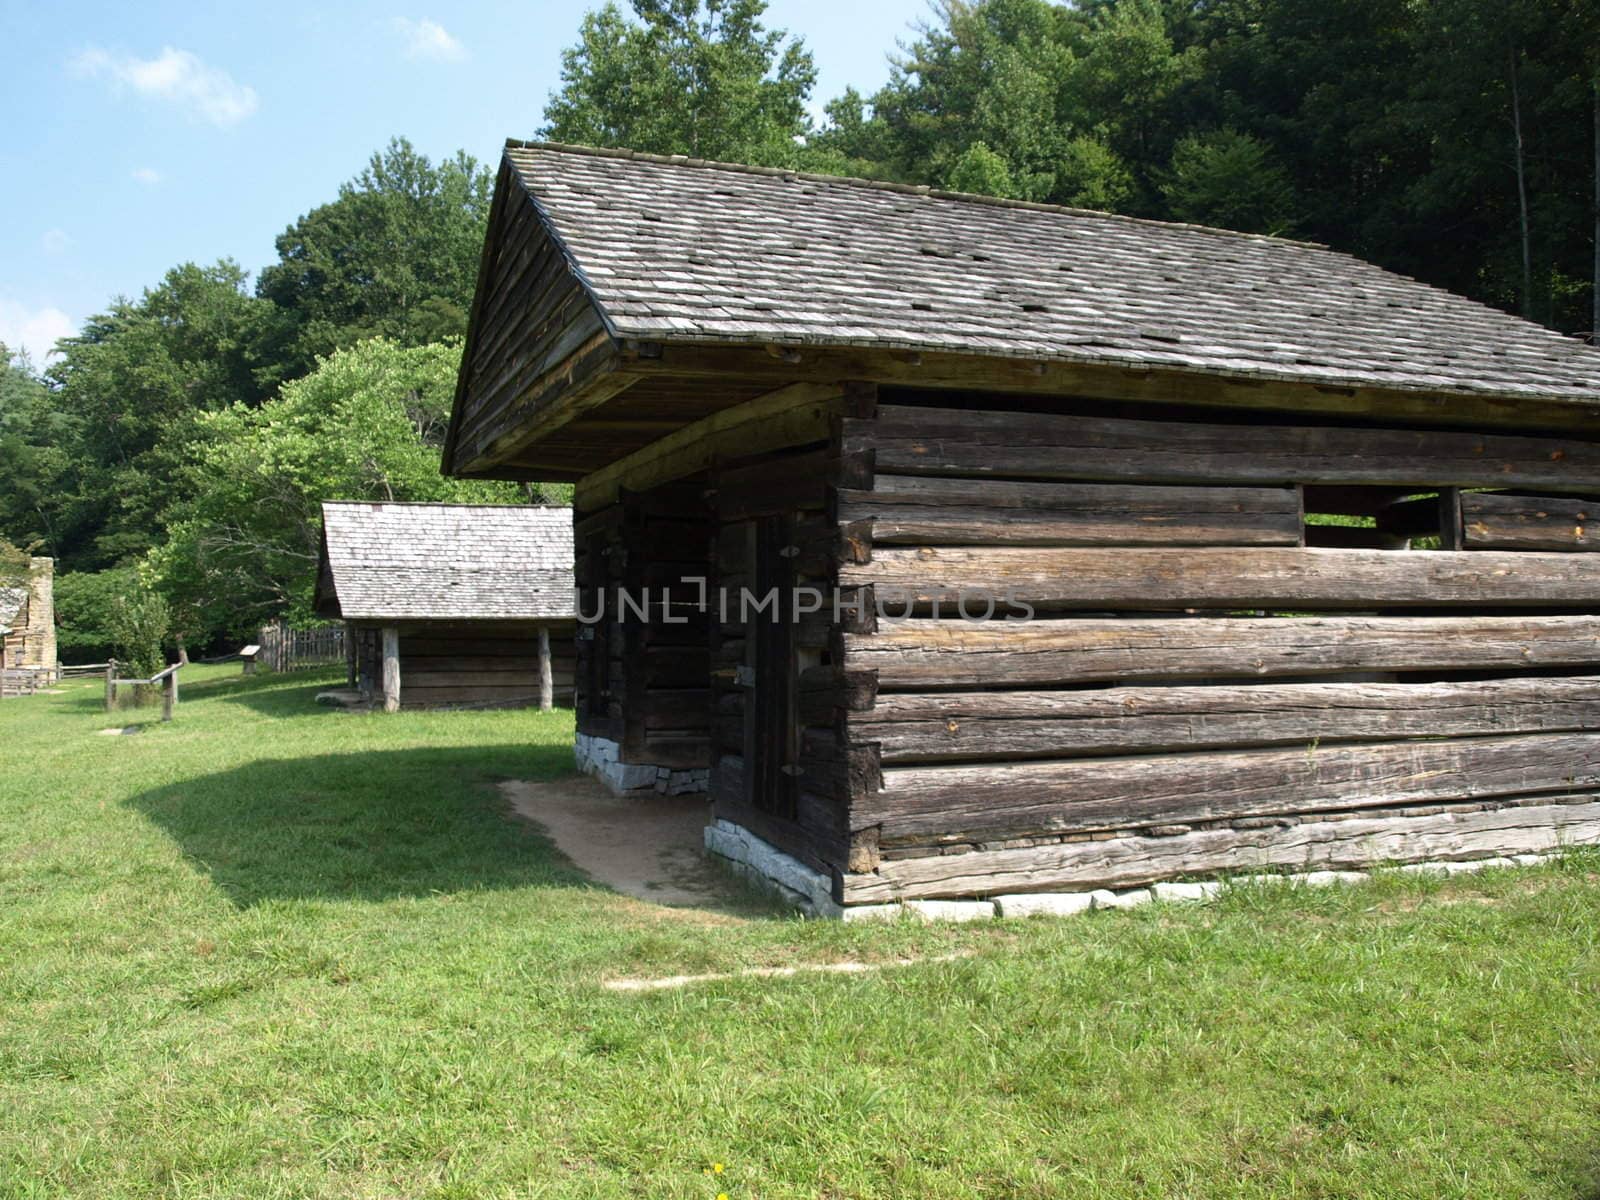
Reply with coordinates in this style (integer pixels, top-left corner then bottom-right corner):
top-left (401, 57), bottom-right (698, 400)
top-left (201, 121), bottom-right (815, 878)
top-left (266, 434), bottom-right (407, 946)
top-left (162, 668), bottom-right (178, 723)
top-left (538, 625), bottom-right (553, 712)
top-left (381, 626), bottom-right (401, 713)
top-left (105, 659), bottom-right (116, 713)
top-left (345, 621), bottom-right (356, 687)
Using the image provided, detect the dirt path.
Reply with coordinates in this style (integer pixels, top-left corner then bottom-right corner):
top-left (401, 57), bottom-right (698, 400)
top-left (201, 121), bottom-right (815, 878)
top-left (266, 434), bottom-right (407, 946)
top-left (500, 776), bottom-right (734, 908)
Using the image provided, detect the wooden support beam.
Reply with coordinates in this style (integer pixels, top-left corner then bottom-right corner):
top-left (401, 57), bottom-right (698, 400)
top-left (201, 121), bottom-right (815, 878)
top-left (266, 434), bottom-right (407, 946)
top-left (844, 614), bottom-right (1600, 688)
top-left (104, 659), bottom-right (115, 713)
top-left (840, 799), bottom-right (1600, 902)
top-left (538, 625), bottom-right (553, 712)
top-left (837, 478), bottom-right (1302, 547)
top-left (161, 668), bottom-right (178, 723)
top-left (843, 546), bottom-right (1600, 609)
top-left (620, 341), bottom-right (1600, 436)
top-left (574, 382), bottom-right (853, 510)
top-left (381, 627), bottom-right (401, 714)
top-left (1462, 492), bottom-right (1600, 550)
top-left (860, 732), bottom-right (1600, 844)
top-left (846, 405), bottom-right (1600, 493)
top-left (854, 675), bottom-right (1600, 763)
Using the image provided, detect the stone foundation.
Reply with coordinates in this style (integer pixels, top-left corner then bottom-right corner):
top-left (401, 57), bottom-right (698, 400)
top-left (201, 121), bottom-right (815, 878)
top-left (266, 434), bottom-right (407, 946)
top-left (574, 732), bottom-right (709, 796)
top-left (702, 819), bottom-right (839, 917)
top-left (701, 813), bottom-right (1573, 922)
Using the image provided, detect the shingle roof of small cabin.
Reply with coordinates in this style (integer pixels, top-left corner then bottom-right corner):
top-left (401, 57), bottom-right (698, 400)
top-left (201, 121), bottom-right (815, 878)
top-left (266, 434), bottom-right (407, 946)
top-left (502, 141), bottom-right (1600, 401)
top-left (317, 502), bottom-right (574, 621)
top-left (0, 587), bottom-right (26, 628)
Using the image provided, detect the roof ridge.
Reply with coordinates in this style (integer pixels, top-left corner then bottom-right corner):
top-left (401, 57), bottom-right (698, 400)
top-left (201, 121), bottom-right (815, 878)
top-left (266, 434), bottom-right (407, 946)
top-left (505, 138), bottom-right (1332, 252)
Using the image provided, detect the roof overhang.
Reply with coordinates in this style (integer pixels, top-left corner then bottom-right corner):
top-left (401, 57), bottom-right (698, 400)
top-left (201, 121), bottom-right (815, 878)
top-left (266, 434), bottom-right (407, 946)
top-left (447, 333), bottom-right (1600, 483)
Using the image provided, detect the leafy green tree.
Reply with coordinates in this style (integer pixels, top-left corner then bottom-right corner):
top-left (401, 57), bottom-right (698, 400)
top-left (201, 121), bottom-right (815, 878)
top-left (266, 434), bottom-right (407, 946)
top-left (945, 140), bottom-right (1018, 197)
top-left (54, 568), bottom-right (141, 664)
top-left (257, 138), bottom-right (493, 381)
top-left (852, 0), bottom-right (1076, 202)
top-left (0, 345), bottom-right (73, 555)
top-left (542, 0), bottom-right (816, 166)
top-left (1054, 135), bottom-right (1136, 210)
top-left (1061, 0), bottom-right (1200, 208)
top-left (1161, 129), bottom-right (1296, 234)
top-left (107, 587), bottom-right (170, 678)
top-left (42, 262), bottom-right (274, 569)
top-left (147, 339), bottom-right (523, 640)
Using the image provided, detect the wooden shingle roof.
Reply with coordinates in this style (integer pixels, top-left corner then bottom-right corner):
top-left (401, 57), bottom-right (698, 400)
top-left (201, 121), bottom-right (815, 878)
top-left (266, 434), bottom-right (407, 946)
top-left (317, 502), bottom-right (574, 622)
top-left (0, 587), bottom-right (25, 629)
top-left (504, 141), bottom-right (1600, 402)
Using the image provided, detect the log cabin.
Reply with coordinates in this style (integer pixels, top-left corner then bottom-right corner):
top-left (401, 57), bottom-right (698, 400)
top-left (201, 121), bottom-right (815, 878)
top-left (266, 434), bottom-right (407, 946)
top-left (0, 557), bottom-right (57, 679)
top-left (443, 140), bottom-right (1600, 913)
top-left (314, 501), bottom-right (575, 712)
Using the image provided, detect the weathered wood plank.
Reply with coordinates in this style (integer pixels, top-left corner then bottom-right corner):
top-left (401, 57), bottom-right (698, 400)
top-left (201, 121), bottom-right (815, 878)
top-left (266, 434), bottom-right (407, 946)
top-left (843, 547), bottom-right (1600, 609)
top-left (838, 477), bottom-right (1302, 547)
top-left (854, 676), bottom-right (1600, 762)
top-left (575, 383), bottom-right (844, 510)
top-left (840, 799), bottom-right (1600, 901)
top-left (1462, 492), bottom-right (1600, 550)
top-left (844, 614), bottom-right (1600, 688)
top-left (860, 733), bottom-right (1600, 844)
top-left (845, 405), bottom-right (1600, 492)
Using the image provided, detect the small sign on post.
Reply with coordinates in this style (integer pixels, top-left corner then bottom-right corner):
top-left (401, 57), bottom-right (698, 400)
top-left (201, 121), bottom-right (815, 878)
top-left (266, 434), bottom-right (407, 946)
top-left (240, 645), bottom-right (261, 675)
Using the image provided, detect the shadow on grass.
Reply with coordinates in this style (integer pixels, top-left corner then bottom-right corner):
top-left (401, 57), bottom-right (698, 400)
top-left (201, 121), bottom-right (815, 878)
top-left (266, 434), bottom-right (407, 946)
top-left (126, 743), bottom-right (591, 907)
top-left (212, 670), bottom-right (347, 717)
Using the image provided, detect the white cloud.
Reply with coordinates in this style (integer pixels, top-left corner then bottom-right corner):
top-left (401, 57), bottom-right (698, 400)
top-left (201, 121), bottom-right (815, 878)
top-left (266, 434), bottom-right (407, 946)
top-left (131, 166), bottom-right (163, 185)
top-left (0, 300), bottom-right (76, 365)
top-left (70, 45), bottom-right (259, 127)
top-left (40, 229), bottom-right (71, 254)
top-left (391, 18), bottom-right (466, 62)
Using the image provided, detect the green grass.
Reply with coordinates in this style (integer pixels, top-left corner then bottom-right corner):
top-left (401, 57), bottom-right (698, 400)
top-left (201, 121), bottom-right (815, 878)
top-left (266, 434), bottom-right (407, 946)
top-left (2, 667), bottom-right (1599, 1198)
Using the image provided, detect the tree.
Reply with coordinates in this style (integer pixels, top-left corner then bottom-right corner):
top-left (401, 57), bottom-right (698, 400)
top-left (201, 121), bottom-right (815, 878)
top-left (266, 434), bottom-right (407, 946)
top-left (147, 339), bottom-right (524, 641)
top-left (257, 138), bottom-right (493, 381)
top-left (41, 262), bottom-right (274, 570)
top-left (0, 345), bottom-right (72, 555)
top-left (54, 568), bottom-right (141, 665)
top-left (542, 0), bottom-right (816, 166)
top-left (945, 141), bottom-right (1018, 197)
top-left (107, 587), bottom-right (170, 678)
top-left (1161, 129), bottom-right (1296, 234)
top-left (847, 0), bottom-right (1077, 202)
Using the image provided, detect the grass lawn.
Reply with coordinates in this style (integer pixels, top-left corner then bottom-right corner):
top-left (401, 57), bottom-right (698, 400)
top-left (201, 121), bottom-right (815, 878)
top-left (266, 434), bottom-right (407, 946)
top-left (2, 666), bottom-right (1599, 1198)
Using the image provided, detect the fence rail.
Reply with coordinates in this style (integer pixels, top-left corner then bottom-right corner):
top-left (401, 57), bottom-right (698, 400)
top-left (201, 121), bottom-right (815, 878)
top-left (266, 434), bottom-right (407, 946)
top-left (258, 622), bottom-right (346, 673)
top-left (0, 666), bottom-right (52, 698)
top-left (104, 660), bottom-right (182, 721)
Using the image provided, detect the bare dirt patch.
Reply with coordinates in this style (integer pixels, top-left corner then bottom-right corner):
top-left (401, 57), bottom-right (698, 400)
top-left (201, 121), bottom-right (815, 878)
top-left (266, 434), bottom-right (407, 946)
top-left (500, 776), bottom-right (739, 911)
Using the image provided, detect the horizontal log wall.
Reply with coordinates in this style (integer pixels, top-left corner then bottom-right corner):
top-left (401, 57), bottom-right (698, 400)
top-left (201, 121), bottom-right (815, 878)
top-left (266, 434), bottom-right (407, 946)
top-left (711, 438), bottom-right (858, 874)
top-left (346, 620), bottom-right (576, 709)
top-left (575, 482), bottom-right (714, 768)
top-left (1461, 492), bottom-right (1599, 551)
top-left (829, 390), bottom-right (1600, 900)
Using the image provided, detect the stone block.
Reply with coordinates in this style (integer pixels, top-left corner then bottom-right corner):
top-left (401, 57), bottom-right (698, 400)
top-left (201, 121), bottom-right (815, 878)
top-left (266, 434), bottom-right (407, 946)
top-left (1150, 881), bottom-right (1221, 903)
top-left (906, 899), bottom-right (995, 922)
top-left (994, 892), bottom-right (1095, 918)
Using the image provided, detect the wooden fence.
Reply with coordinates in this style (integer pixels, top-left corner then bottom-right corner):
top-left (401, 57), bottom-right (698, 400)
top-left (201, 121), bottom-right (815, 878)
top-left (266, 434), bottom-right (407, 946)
top-left (104, 660), bottom-right (182, 721)
top-left (0, 666), bottom-right (51, 698)
top-left (257, 621), bottom-right (346, 673)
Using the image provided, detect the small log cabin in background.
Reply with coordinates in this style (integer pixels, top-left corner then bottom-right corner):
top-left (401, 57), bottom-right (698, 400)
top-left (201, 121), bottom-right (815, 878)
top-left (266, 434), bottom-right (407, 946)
top-left (314, 502), bottom-right (575, 712)
top-left (444, 140), bottom-right (1600, 913)
top-left (1, 556), bottom-right (57, 679)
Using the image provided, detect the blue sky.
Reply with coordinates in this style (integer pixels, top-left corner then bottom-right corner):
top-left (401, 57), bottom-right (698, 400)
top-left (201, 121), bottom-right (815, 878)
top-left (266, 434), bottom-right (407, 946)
top-left (0, 0), bottom-right (931, 365)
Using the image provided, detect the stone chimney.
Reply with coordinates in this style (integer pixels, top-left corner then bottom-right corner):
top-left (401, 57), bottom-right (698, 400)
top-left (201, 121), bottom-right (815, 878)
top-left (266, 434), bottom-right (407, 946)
top-left (23, 557), bottom-right (55, 671)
